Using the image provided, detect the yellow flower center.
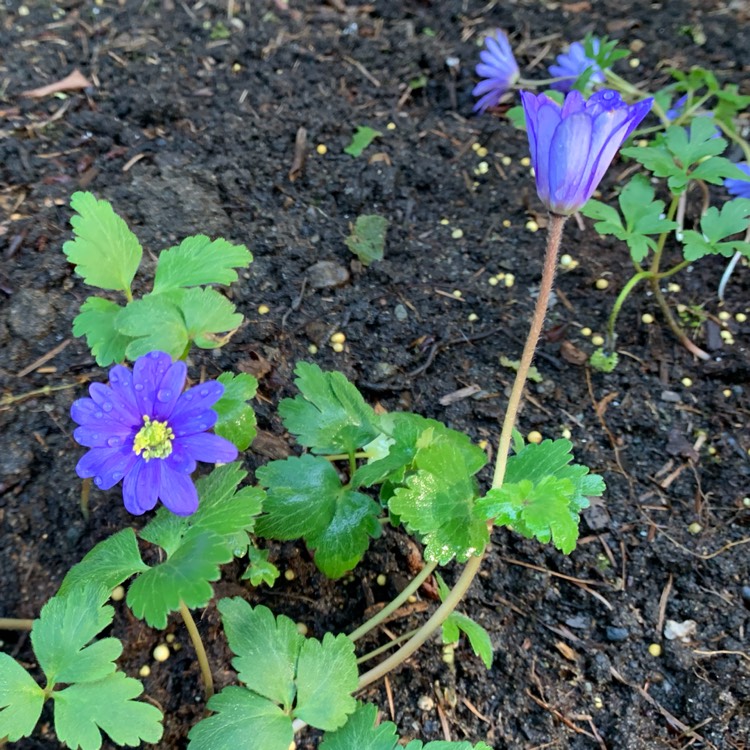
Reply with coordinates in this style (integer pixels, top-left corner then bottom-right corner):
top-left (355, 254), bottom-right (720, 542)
top-left (133, 416), bottom-right (174, 461)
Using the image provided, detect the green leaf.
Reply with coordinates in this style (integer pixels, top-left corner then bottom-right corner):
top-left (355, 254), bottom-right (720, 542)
top-left (689, 156), bottom-right (747, 186)
top-left (442, 612), bottom-right (493, 668)
top-left (344, 126), bottom-right (381, 157)
top-left (63, 192), bottom-right (142, 294)
top-left (590, 348), bottom-right (619, 372)
top-left (218, 600), bottom-right (357, 731)
top-left (279, 362), bottom-right (381, 454)
top-left (58, 528), bottom-right (148, 598)
top-left (0, 653), bottom-right (45, 741)
top-left (320, 703), bottom-right (399, 750)
top-left (388, 431), bottom-right (488, 564)
top-left (188, 687), bottom-right (292, 750)
top-left (256, 454), bottom-right (381, 578)
top-left (405, 742), bottom-right (493, 750)
top-left (242, 547), bottom-right (280, 587)
top-left (53, 672), bottom-right (163, 750)
top-left (167, 287), bottom-right (243, 349)
top-left (681, 199), bottom-right (750, 261)
top-left (214, 372), bottom-right (258, 450)
top-left (664, 116), bottom-right (727, 166)
top-left (72, 297), bottom-right (132, 366)
top-left (345, 214), bottom-right (389, 266)
top-left (295, 633), bottom-right (358, 730)
top-left (31, 586), bottom-right (121, 685)
top-left (477, 439), bottom-right (605, 553)
top-left (152, 235), bottom-right (252, 293)
top-left (115, 294), bottom-right (188, 360)
top-left (219, 600), bottom-right (302, 708)
top-left (127, 529), bottom-right (230, 628)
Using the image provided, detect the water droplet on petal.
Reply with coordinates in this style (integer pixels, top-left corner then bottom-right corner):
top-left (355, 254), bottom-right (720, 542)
top-left (134, 383), bottom-right (144, 392)
top-left (110, 373), bottom-right (118, 384)
top-left (95, 411), bottom-right (103, 419)
top-left (112, 471), bottom-right (123, 481)
top-left (199, 388), bottom-right (209, 397)
top-left (199, 423), bottom-right (207, 430)
top-left (184, 393), bottom-right (193, 401)
top-left (157, 389), bottom-right (172, 402)
top-left (94, 475), bottom-right (103, 487)
top-left (107, 437), bottom-right (121, 447)
top-left (102, 402), bottom-right (113, 412)
top-left (93, 433), bottom-right (100, 441)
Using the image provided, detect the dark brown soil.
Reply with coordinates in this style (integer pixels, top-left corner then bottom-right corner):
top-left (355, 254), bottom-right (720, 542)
top-left (2, 1), bottom-right (749, 748)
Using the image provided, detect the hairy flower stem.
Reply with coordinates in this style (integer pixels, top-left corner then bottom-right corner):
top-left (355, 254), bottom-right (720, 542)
top-left (358, 213), bottom-right (567, 692)
top-left (348, 561), bottom-right (438, 642)
top-left (0, 617), bottom-right (34, 630)
top-left (179, 600), bottom-right (214, 700)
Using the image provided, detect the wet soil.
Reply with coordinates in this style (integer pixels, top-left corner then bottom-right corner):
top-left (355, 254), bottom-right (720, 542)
top-left (1, 0), bottom-right (749, 748)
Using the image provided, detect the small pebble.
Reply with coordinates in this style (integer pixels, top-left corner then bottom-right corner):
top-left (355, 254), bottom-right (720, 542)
top-left (723, 388), bottom-right (732, 397)
top-left (139, 665), bottom-right (151, 678)
top-left (718, 310), bottom-right (731, 321)
top-left (741, 586), bottom-right (750, 609)
top-left (606, 626), bottom-right (629, 643)
top-left (308, 344), bottom-right (318, 355)
top-left (504, 273), bottom-right (515, 287)
top-left (394, 304), bottom-right (408, 322)
top-left (687, 522), bottom-right (702, 535)
top-left (488, 276), bottom-right (499, 286)
top-left (331, 342), bottom-right (344, 353)
top-left (165, 633), bottom-right (176, 644)
top-left (452, 289), bottom-right (462, 298)
top-left (467, 312), bottom-right (479, 322)
top-left (581, 327), bottom-right (592, 337)
top-left (667, 282), bottom-right (681, 293)
top-left (641, 313), bottom-right (654, 324)
top-left (296, 623), bottom-right (308, 636)
top-left (648, 643), bottom-right (662, 657)
top-left (418, 695), bottom-right (435, 711)
top-left (559, 254), bottom-right (573, 267)
top-left (593, 695), bottom-right (604, 709)
top-left (502, 219), bottom-right (511, 228)
top-left (525, 220), bottom-right (539, 233)
top-left (520, 156), bottom-right (531, 167)
top-left (476, 146), bottom-right (489, 158)
top-left (629, 58), bottom-right (640, 68)
top-left (110, 585), bottom-right (125, 602)
top-left (591, 334), bottom-right (605, 347)
top-left (561, 427), bottom-right (572, 440)
top-left (501, 156), bottom-right (512, 166)
top-left (595, 278), bottom-right (609, 290)
top-left (527, 430), bottom-right (542, 444)
top-left (153, 644), bottom-right (170, 662)
top-left (386, 122), bottom-right (396, 130)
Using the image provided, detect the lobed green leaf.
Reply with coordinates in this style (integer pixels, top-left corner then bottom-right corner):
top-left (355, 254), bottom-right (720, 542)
top-left (0, 654), bottom-right (45, 742)
top-left (214, 372), bottom-right (258, 451)
top-left (72, 297), bottom-right (132, 366)
top-left (115, 294), bottom-right (188, 360)
top-left (242, 546), bottom-right (280, 587)
top-left (344, 126), bottom-right (381, 157)
top-left (63, 192), bottom-right (142, 295)
top-left (345, 214), bottom-right (389, 266)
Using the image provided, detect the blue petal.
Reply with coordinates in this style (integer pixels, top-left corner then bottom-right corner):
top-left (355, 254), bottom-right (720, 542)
top-left (132, 351), bottom-right (174, 418)
top-left (122, 458), bottom-right (160, 515)
top-left (164, 446), bottom-right (197, 475)
top-left (548, 112), bottom-right (593, 213)
top-left (170, 381), bottom-right (225, 422)
top-left (76, 445), bottom-right (137, 490)
top-left (533, 100), bottom-right (563, 209)
top-left (71, 397), bottom-right (138, 432)
top-left (73, 424), bottom-right (134, 449)
top-left (107, 365), bottom-right (141, 417)
top-left (152, 360), bottom-right (188, 421)
top-left (158, 466), bottom-right (199, 516)
top-left (170, 409), bottom-right (218, 438)
top-left (89, 382), bottom-right (141, 426)
top-left (175, 432), bottom-right (239, 464)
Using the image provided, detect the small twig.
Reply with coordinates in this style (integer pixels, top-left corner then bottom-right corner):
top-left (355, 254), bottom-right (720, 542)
top-left (15, 339), bottom-right (71, 378)
top-left (655, 574), bottom-right (673, 638)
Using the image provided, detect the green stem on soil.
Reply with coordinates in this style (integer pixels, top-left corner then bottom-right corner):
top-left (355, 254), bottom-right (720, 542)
top-left (357, 213), bottom-right (567, 692)
top-left (0, 617), bottom-right (34, 630)
top-left (356, 628), bottom-right (420, 665)
top-left (348, 562), bottom-right (438, 642)
top-left (605, 270), bottom-right (652, 350)
top-left (179, 600), bottom-right (214, 701)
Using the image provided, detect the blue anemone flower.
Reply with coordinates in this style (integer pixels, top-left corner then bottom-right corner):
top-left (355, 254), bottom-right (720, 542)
top-left (521, 89), bottom-right (653, 216)
top-left (549, 39), bottom-right (606, 93)
top-left (472, 30), bottom-right (520, 114)
top-left (724, 162), bottom-right (750, 199)
top-left (71, 351), bottom-right (238, 516)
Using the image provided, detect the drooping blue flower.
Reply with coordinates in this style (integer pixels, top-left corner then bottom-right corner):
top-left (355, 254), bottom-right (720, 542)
top-left (472, 30), bottom-right (520, 114)
top-left (549, 39), bottom-right (606, 92)
top-left (71, 351), bottom-right (238, 516)
top-left (724, 162), bottom-right (750, 198)
top-left (521, 89), bottom-right (653, 215)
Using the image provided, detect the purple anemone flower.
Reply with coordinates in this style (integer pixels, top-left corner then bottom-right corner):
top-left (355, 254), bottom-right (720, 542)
top-left (71, 351), bottom-right (238, 516)
top-left (549, 39), bottom-right (606, 93)
top-left (472, 30), bottom-right (520, 114)
top-left (724, 162), bottom-right (750, 199)
top-left (521, 89), bottom-right (653, 216)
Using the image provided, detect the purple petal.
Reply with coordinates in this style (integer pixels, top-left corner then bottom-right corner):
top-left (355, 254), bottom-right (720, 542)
top-left (175, 432), bottom-right (238, 464)
top-left (170, 381), bottom-right (225, 422)
top-left (132, 351), bottom-right (174, 418)
top-left (71, 397), bottom-right (138, 432)
top-left (548, 112), bottom-right (592, 213)
top-left (152, 360), bottom-right (188, 421)
top-left (122, 458), bottom-right (161, 515)
top-left (73, 424), bottom-right (134, 449)
top-left (170, 409), bottom-right (218, 438)
top-left (76, 446), bottom-right (138, 490)
top-left (158, 466), bottom-right (199, 516)
top-left (88, 382), bottom-right (141, 426)
top-left (164, 445), bottom-right (197, 475)
top-left (725, 163), bottom-right (750, 198)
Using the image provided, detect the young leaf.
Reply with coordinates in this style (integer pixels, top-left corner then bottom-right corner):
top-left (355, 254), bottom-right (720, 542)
top-left (215, 599), bottom-right (358, 733)
top-left (57, 528), bottom-right (148, 598)
top-left (0, 654), bottom-right (45, 742)
top-left (256, 454), bottom-right (381, 578)
top-left (152, 235), bottom-right (252, 293)
top-left (214, 372), bottom-right (258, 451)
top-left (188, 687), bottom-right (292, 750)
top-left (344, 126), bottom-right (381, 157)
top-left (115, 294), bottom-right (188, 360)
top-left (242, 546), bottom-right (280, 587)
top-left (477, 439), bottom-right (605, 553)
top-left (72, 297), bottom-right (132, 366)
top-left (31, 585), bottom-right (121, 685)
top-left (63, 192), bottom-right (142, 295)
top-left (319, 703), bottom-right (399, 750)
top-left (167, 287), bottom-right (243, 349)
top-left (279, 362), bottom-right (381, 454)
top-left (53, 672), bottom-right (163, 750)
top-left (345, 214), bottom-right (389, 266)
top-left (388, 432), bottom-right (489, 564)
top-left (681, 198), bottom-right (750, 261)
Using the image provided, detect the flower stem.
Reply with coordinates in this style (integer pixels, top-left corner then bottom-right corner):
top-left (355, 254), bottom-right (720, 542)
top-left (357, 628), bottom-right (420, 665)
top-left (348, 561), bottom-right (437, 642)
top-left (0, 617), bottom-right (34, 630)
top-left (179, 600), bottom-right (214, 700)
top-left (358, 213), bottom-right (567, 692)
top-left (492, 212), bottom-right (566, 488)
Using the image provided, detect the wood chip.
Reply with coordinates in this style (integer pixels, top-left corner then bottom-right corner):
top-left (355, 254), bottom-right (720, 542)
top-left (22, 69), bottom-right (92, 98)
